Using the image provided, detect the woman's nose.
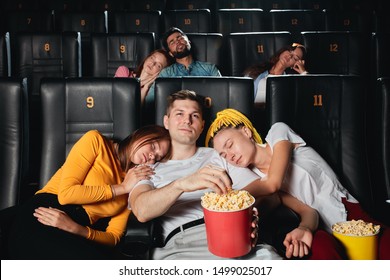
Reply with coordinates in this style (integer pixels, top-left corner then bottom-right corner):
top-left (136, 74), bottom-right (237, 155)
top-left (148, 153), bottom-right (156, 163)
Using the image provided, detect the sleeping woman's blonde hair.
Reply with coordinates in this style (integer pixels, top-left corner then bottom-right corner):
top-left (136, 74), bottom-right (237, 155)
top-left (205, 108), bottom-right (262, 147)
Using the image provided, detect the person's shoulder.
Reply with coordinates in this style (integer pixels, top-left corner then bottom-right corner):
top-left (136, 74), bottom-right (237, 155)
top-left (198, 147), bottom-right (217, 154)
top-left (159, 64), bottom-right (177, 76)
top-left (270, 122), bottom-right (290, 132)
top-left (196, 147), bottom-right (222, 159)
top-left (82, 130), bottom-right (105, 142)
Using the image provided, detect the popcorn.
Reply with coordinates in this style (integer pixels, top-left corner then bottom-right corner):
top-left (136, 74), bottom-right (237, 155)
top-left (332, 219), bottom-right (380, 236)
top-left (201, 190), bottom-right (255, 211)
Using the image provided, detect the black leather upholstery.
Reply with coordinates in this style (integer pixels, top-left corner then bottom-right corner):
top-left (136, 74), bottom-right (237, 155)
top-left (166, 0), bottom-right (211, 10)
top-left (1, 0), bottom-right (38, 11)
top-left (10, 32), bottom-right (79, 97)
top-left (266, 75), bottom-right (374, 212)
top-left (154, 76), bottom-right (254, 146)
top-left (187, 33), bottom-right (224, 75)
top-left (0, 36), bottom-right (7, 77)
top-left (226, 31), bottom-right (292, 76)
top-left (371, 33), bottom-right (390, 81)
top-left (302, 31), bottom-right (370, 76)
top-left (299, 0), bottom-right (334, 10)
top-left (85, 0), bottom-right (127, 12)
top-left (90, 32), bottom-right (155, 77)
top-left (39, 77), bottom-right (141, 186)
top-left (10, 31), bottom-right (79, 184)
top-left (55, 11), bottom-right (106, 76)
top-left (4, 10), bottom-right (54, 33)
top-left (107, 10), bottom-right (162, 39)
top-left (127, 0), bottom-right (167, 11)
top-left (216, 9), bottom-right (267, 36)
top-left (324, 10), bottom-right (371, 33)
top-left (372, 11), bottom-right (390, 32)
top-left (0, 78), bottom-right (28, 210)
top-left (214, 0), bottom-right (263, 10)
top-left (259, 0), bottom-right (296, 10)
top-left (42, 0), bottom-right (85, 12)
top-left (0, 77), bottom-right (28, 258)
top-left (162, 9), bottom-right (212, 34)
top-left (269, 9), bottom-right (326, 43)
top-left (368, 77), bottom-right (390, 224)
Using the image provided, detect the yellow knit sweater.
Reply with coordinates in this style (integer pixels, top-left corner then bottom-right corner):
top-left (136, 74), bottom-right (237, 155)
top-left (36, 130), bottom-right (130, 246)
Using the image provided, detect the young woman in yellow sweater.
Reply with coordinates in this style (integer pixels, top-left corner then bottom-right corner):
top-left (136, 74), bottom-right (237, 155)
top-left (8, 125), bottom-right (171, 259)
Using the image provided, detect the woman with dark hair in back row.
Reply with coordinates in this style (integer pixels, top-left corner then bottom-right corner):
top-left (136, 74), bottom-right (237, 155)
top-left (244, 43), bottom-right (308, 104)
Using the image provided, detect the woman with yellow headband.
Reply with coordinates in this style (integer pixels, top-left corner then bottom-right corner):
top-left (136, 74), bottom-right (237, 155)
top-left (206, 108), bottom-right (390, 260)
top-left (244, 43), bottom-right (308, 104)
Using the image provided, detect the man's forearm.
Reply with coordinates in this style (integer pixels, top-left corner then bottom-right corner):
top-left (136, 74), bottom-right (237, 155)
top-left (130, 182), bottom-right (184, 222)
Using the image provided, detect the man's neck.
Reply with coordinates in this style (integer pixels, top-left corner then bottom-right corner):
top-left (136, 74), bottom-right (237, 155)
top-left (170, 142), bottom-right (198, 160)
top-left (176, 55), bottom-right (193, 69)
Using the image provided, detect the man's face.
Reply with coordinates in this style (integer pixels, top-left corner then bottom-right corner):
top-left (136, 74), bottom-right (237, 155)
top-left (166, 32), bottom-right (191, 59)
top-left (163, 99), bottom-right (204, 145)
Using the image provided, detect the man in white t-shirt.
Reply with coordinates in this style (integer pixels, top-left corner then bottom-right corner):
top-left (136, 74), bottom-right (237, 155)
top-left (128, 90), bottom-right (281, 260)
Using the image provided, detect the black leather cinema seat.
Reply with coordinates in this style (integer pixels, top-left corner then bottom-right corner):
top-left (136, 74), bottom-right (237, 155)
top-left (301, 31), bottom-right (370, 76)
top-left (269, 9), bottom-right (326, 43)
top-left (226, 31), bottom-right (292, 76)
top-left (55, 11), bottom-right (106, 76)
top-left (5, 10), bottom-right (54, 33)
top-left (107, 10), bottom-right (162, 36)
top-left (0, 78), bottom-right (28, 259)
top-left (214, 0), bottom-right (263, 10)
top-left (127, 0), bottom-right (167, 11)
top-left (0, 78), bottom-right (28, 211)
top-left (298, 0), bottom-right (335, 10)
top-left (154, 76), bottom-right (254, 146)
top-left (259, 0), bottom-right (297, 11)
top-left (324, 10), bottom-right (371, 33)
top-left (266, 75), bottom-right (374, 215)
top-left (371, 33), bottom-right (390, 81)
top-left (10, 32), bottom-right (79, 97)
top-left (162, 9), bottom-right (212, 34)
top-left (85, 0), bottom-right (127, 12)
top-left (216, 9), bottom-right (267, 36)
top-left (369, 77), bottom-right (390, 225)
top-left (166, 0), bottom-right (211, 10)
top-left (40, 77), bottom-right (153, 259)
top-left (0, 36), bottom-right (7, 77)
top-left (90, 32), bottom-right (155, 77)
top-left (187, 33), bottom-right (225, 75)
top-left (39, 77), bottom-right (140, 185)
top-left (10, 31), bottom-right (79, 184)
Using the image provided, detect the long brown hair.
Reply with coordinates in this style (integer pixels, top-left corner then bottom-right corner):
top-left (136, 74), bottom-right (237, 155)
top-left (134, 49), bottom-right (175, 76)
top-left (116, 125), bottom-right (171, 172)
top-left (243, 43), bottom-right (307, 78)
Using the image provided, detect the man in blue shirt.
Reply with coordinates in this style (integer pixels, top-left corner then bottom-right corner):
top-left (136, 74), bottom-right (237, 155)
top-left (159, 27), bottom-right (221, 77)
top-left (145, 27), bottom-right (222, 118)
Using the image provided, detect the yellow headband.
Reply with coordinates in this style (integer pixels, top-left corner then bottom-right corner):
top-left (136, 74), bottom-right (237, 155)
top-left (205, 108), bottom-right (263, 147)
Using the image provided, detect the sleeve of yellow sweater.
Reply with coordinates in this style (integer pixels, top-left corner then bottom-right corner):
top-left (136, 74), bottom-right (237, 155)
top-left (87, 207), bottom-right (130, 246)
top-left (56, 130), bottom-right (114, 205)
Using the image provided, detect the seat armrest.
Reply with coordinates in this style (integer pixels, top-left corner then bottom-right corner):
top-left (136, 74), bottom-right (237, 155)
top-left (119, 213), bottom-right (162, 259)
top-left (0, 205), bottom-right (19, 259)
top-left (260, 204), bottom-right (300, 258)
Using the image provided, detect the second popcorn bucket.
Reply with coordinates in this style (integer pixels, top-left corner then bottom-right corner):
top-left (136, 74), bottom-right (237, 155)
top-left (201, 190), bottom-right (255, 258)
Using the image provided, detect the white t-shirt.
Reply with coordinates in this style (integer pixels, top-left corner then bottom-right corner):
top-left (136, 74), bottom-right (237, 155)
top-left (253, 122), bottom-right (358, 232)
top-left (133, 147), bottom-right (260, 239)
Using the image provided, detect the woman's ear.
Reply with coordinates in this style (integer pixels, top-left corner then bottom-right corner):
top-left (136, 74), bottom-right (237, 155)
top-left (242, 126), bottom-right (253, 139)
